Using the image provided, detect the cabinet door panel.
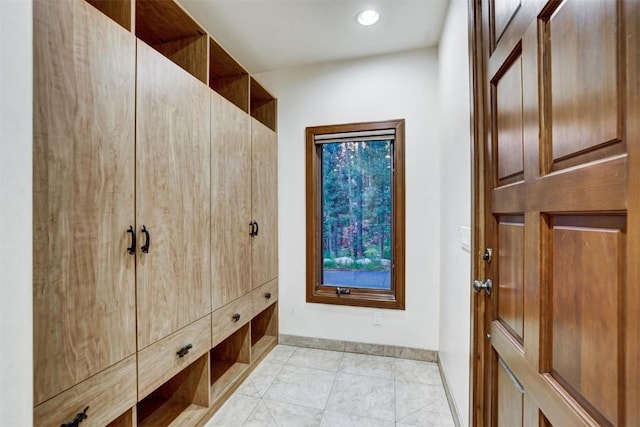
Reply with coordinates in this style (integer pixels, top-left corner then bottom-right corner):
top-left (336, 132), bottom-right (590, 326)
top-left (211, 93), bottom-right (252, 310)
top-left (33, 0), bottom-right (136, 405)
top-left (251, 119), bottom-right (278, 288)
top-left (136, 41), bottom-right (211, 349)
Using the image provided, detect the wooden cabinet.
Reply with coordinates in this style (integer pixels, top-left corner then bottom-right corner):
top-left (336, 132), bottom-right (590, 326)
top-left (210, 92), bottom-right (252, 310)
top-left (33, 0), bottom-right (136, 408)
top-left (251, 118), bottom-right (279, 289)
top-left (135, 40), bottom-right (212, 349)
top-left (34, 0), bottom-right (278, 424)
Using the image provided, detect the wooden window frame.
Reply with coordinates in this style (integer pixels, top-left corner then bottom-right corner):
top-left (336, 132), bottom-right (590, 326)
top-left (305, 119), bottom-right (405, 309)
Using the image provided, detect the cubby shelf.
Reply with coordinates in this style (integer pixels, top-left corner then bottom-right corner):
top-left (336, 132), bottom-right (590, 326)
top-left (210, 324), bottom-right (251, 404)
top-left (251, 303), bottom-right (278, 362)
top-left (250, 78), bottom-right (277, 132)
top-left (86, 0), bottom-right (132, 31)
top-left (137, 354), bottom-right (210, 427)
top-left (135, 0), bottom-right (208, 83)
top-left (210, 38), bottom-right (249, 113)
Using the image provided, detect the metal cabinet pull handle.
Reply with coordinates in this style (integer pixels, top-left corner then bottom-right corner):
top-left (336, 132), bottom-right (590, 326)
top-left (141, 225), bottom-right (150, 253)
top-left (249, 221), bottom-right (256, 236)
top-left (265, 292), bottom-right (271, 299)
top-left (127, 226), bottom-right (136, 255)
top-left (60, 406), bottom-right (89, 427)
top-left (177, 343), bottom-right (193, 358)
top-left (232, 313), bottom-right (241, 322)
top-left (254, 221), bottom-right (259, 236)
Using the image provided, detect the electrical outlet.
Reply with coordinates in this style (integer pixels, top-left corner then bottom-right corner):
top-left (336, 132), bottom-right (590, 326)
top-left (373, 311), bottom-right (382, 326)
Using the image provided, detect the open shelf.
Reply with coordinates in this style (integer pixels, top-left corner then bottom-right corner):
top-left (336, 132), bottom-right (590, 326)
top-left (210, 38), bottom-right (249, 113)
top-left (210, 324), bottom-right (251, 404)
top-left (137, 354), bottom-right (210, 427)
top-left (107, 407), bottom-right (135, 427)
top-left (250, 77), bottom-right (277, 132)
top-left (136, 0), bottom-right (208, 84)
top-left (85, 0), bottom-right (132, 31)
top-left (251, 303), bottom-right (278, 362)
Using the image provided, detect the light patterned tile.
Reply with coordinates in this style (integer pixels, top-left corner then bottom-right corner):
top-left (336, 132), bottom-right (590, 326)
top-left (396, 380), bottom-right (447, 421)
top-left (325, 372), bottom-right (395, 421)
top-left (205, 394), bottom-right (259, 427)
top-left (397, 399), bottom-right (455, 427)
top-left (395, 359), bottom-right (442, 385)
top-left (263, 365), bottom-right (336, 409)
top-left (264, 400), bottom-right (323, 427)
top-left (243, 400), bottom-right (277, 426)
top-left (248, 361), bottom-right (284, 396)
top-left (263, 345), bottom-right (296, 364)
top-left (319, 410), bottom-right (394, 427)
top-left (287, 347), bottom-right (344, 371)
top-left (235, 378), bottom-right (261, 398)
top-left (339, 352), bottom-right (395, 379)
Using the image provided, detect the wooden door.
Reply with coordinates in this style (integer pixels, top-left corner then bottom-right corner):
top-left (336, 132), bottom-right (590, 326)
top-left (211, 92), bottom-right (252, 310)
top-left (251, 119), bottom-right (278, 289)
top-left (136, 41), bottom-right (211, 350)
top-left (33, 0), bottom-right (136, 405)
top-left (471, 0), bottom-right (639, 425)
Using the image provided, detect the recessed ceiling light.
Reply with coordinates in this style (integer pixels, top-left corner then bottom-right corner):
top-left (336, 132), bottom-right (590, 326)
top-left (356, 9), bottom-right (380, 26)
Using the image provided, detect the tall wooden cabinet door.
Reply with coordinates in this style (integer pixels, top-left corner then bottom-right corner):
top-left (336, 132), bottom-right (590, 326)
top-left (472, 0), bottom-right (639, 425)
top-left (211, 93), bottom-right (252, 310)
top-left (251, 119), bottom-right (278, 289)
top-left (136, 41), bottom-right (211, 350)
top-left (33, 0), bottom-right (136, 405)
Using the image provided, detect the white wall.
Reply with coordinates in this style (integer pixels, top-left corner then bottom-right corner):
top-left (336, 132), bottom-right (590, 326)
top-left (256, 48), bottom-right (442, 350)
top-left (0, 0), bottom-right (33, 424)
top-left (438, 0), bottom-right (472, 424)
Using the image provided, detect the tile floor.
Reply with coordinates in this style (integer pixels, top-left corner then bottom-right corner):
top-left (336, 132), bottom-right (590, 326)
top-left (206, 345), bottom-right (455, 427)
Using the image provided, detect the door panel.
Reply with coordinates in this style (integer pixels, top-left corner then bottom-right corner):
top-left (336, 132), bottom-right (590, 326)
top-left (492, 0), bottom-right (521, 44)
top-left (211, 92), bottom-right (252, 310)
top-left (33, 0), bottom-right (136, 405)
top-left (251, 119), bottom-right (278, 289)
top-left (473, 0), bottom-right (638, 425)
top-left (497, 220), bottom-right (524, 342)
top-left (136, 41), bottom-right (211, 349)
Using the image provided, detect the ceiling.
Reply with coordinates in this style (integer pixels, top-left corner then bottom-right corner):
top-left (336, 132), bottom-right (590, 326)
top-left (179, 0), bottom-right (451, 74)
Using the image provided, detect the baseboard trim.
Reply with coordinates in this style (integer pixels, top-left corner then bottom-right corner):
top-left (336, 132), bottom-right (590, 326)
top-left (278, 334), bottom-right (438, 362)
top-left (437, 358), bottom-right (463, 427)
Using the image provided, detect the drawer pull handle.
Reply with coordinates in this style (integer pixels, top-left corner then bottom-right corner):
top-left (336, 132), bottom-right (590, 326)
top-left (176, 344), bottom-right (193, 358)
top-left (127, 226), bottom-right (136, 255)
top-left (60, 406), bottom-right (89, 427)
top-left (232, 313), bottom-right (241, 322)
top-left (141, 225), bottom-right (150, 253)
top-left (265, 292), bottom-right (271, 299)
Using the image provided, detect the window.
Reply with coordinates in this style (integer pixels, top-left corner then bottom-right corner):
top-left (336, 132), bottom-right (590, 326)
top-left (306, 119), bottom-right (405, 309)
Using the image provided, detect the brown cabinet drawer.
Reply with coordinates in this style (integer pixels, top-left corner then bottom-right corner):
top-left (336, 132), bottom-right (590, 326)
top-left (252, 278), bottom-right (278, 315)
top-left (34, 355), bottom-right (136, 427)
top-left (137, 315), bottom-right (211, 400)
top-left (212, 293), bottom-right (253, 347)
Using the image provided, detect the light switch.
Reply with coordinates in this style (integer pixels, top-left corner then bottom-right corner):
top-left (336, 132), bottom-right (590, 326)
top-left (460, 226), bottom-right (471, 252)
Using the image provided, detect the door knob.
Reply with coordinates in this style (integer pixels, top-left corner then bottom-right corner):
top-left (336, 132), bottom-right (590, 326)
top-left (473, 279), bottom-right (492, 296)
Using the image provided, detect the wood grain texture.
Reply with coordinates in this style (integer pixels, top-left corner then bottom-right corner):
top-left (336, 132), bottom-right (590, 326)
top-left (135, 0), bottom-right (205, 45)
top-left (495, 54), bottom-right (524, 181)
top-left (498, 221), bottom-right (524, 341)
top-left (153, 35), bottom-right (208, 84)
top-left (137, 315), bottom-right (212, 401)
top-left (552, 220), bottom-right (623, 425)
top-left (251, 118), bottom-right (279, 289)
top-left (492, 0), bottom-right (521, 44)
top-left (251, 302), bottom-right (278, 357)
top-left (136, 40), bottom-right (211, 349)
top-left (107, 407), bottom-right (136, 427)
top-left (250, 77), bottom-right (277, 132)
top-left (33, 0), bottom-right (136, 405)
top-left (211, 324), bottom-right (251, 402)
top-left (211, 293), bottom-right (253, 348)
top-left (137, 398), bottom-right (209, 427)
top-left (156, 352), bottom-right (210, 408)
top-left (210, 92), bottom-right (252, 311)
top-left (210, 38), bottom-right (249, 112)
top-left (85, 0), bottom-right (132, 30)
top-left (624, 0), bottom-right (640, 424)
top-left (252, 278), bottom-right (278, 315)
top-left (548, 0), bottom-right (619, 162)
top-left (34, 355), bottom-right (137, 427)
top-left (497, 359), bottom-right (524, 426)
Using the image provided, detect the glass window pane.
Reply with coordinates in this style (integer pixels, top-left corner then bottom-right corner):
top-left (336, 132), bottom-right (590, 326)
top-left (321, 140), bottom-right (392, 290)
